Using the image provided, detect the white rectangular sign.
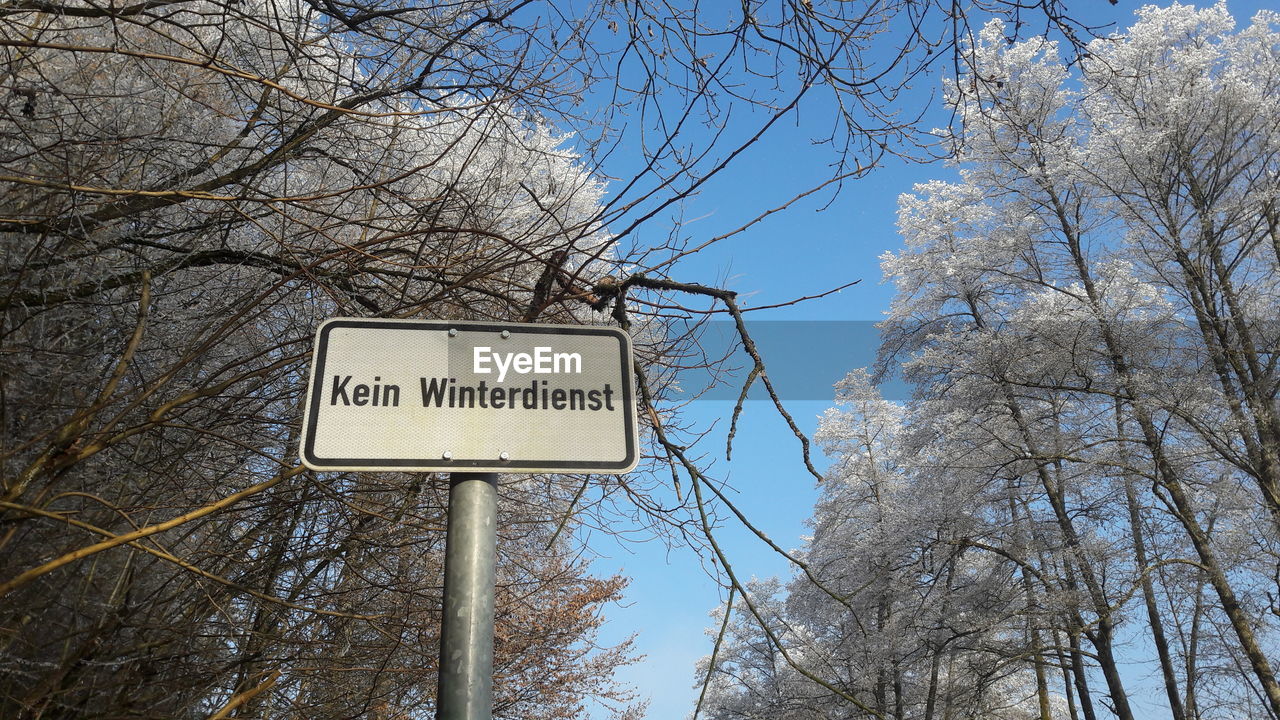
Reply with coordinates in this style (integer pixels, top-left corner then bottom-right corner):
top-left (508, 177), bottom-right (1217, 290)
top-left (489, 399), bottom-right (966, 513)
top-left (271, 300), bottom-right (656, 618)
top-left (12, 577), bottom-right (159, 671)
top-left (299, 318), bottom-right (639, 473)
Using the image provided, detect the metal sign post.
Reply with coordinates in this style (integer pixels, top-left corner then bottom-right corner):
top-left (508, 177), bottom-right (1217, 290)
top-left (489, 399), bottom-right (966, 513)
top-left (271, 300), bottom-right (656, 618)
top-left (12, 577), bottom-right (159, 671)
top-left (299, 318), bottom-right (639, 720)
top-left (436, 472), bottom-right (498, 720)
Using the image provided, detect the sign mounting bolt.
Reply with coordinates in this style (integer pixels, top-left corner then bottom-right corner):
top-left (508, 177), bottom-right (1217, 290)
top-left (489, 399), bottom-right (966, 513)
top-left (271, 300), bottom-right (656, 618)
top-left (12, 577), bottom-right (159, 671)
top-left (442, 451), bottom-right (453, 460)
top-left (448, 328), bottom-right (458, 337)
top-left (499, 452), bottom-right (510, 461)
top-left (501, 330), bottom-right (511, 339)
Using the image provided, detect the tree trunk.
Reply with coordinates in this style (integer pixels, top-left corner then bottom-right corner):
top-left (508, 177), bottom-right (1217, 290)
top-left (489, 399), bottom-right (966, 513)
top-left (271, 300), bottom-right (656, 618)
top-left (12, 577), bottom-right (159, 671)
top-left (1117, 405), bottom-right (1186, 720)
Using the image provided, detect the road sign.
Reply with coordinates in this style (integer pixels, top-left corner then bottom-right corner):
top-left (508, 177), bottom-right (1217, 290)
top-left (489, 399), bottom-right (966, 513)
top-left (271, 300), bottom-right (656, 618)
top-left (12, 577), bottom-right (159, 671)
top-left (299, 318), bottom-right (639, 473)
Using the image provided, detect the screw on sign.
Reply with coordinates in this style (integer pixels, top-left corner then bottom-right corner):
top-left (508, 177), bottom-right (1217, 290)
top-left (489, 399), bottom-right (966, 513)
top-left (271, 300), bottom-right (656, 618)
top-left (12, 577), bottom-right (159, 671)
top-left (299, 318), bottom-right (638, 720)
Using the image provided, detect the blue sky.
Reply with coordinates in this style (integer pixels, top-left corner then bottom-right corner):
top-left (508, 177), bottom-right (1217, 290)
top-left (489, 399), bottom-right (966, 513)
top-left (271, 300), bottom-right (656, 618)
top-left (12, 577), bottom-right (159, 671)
top-left (579, 2), bottom-right (944, 713)
top-left (582, 1), bottom-right (1276, 719)
top-left (589, 152), bottom-right (931, 718)
top-left (585, 47), bottom-right (940, 720)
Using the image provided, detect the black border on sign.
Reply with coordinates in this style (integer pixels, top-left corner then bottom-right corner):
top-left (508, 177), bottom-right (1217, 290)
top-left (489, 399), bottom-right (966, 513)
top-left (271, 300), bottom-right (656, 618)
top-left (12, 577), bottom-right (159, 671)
top-left (300, 318), bottom-right (639, 474)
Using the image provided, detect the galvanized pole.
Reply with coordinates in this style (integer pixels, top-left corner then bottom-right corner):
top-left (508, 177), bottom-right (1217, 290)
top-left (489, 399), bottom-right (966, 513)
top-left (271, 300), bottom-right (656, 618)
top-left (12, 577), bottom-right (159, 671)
top-left (436, 472), bottom-right (498, 720)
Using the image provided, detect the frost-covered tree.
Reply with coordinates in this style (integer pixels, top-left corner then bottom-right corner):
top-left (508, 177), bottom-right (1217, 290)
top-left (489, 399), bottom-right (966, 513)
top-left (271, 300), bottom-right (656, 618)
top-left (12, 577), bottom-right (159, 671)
top-left (700, 373), bottom-right (1066, 720)
top-left (700, 5), bottom-right (1280, 719)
